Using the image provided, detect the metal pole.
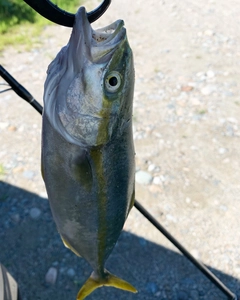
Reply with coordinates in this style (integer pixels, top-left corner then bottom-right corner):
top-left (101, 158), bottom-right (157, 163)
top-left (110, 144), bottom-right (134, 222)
top-left (0, 65), bottom-right (42, 114)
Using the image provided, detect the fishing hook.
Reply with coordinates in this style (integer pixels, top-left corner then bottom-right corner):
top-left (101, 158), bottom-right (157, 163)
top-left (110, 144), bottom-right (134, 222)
top-left (23, 0), bottom-right (111, 27)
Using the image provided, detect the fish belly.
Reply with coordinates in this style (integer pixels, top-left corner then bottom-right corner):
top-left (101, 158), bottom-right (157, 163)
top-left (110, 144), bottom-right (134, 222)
top-left (42, 114), bottom-right (135, 271)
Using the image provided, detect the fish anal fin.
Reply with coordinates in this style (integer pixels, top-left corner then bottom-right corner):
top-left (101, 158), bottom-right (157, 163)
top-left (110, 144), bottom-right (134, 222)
top-left (41, 161), bottom-right (45, 182)
top-left (60, 235), bottom-right (81, 257)
top-left (129, 188), bottom-right (135, 211)
top-left (77, 270), bottom-right (137, 300)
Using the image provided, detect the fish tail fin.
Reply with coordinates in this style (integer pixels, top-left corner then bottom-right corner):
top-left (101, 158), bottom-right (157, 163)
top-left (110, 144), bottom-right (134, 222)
top-left (77, 270), bottom-right (137, 300)
top-left (104, 270), bottom-right (137, 292)
top-left (77, 276), bottom-right (102, 300)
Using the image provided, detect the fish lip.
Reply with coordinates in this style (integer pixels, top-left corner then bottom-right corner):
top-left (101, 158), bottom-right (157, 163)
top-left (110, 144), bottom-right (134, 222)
top-left (72, 7), bottom-right (126, 63)
top-left (91, 19), bottom-right (125, 46)
top-left (90, 19), bottom-right (126, 63)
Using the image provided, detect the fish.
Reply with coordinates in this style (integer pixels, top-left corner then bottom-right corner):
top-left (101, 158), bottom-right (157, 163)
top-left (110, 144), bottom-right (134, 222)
top-left (41, 6), bottom-right (136, 300)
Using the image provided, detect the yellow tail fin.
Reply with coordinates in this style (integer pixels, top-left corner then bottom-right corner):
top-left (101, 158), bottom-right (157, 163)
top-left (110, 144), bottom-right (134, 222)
top-left (77, 270), bottom-right (137, 300)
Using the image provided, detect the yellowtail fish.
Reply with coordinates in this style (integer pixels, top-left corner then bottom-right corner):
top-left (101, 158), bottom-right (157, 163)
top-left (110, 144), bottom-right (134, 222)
top-left (41, 6), bottom-right (136, 300)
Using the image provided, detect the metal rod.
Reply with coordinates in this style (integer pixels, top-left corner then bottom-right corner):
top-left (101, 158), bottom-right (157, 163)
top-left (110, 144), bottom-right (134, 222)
top-left (0, 66), bottom-right (237, 299)
top-left (29, 99), bottom-right (43, 115)
top-left (134, 200), bottom-right (237, 300)
top-left (0, 65), bottom-right (36, 103)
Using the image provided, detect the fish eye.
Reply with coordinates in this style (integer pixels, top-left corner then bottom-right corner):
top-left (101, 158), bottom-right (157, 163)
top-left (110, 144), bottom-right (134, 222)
top-left (105, 72), bottom-right (121, 92)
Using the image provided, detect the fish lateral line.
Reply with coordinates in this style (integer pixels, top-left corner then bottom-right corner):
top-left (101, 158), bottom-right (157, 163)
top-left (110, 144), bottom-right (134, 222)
top-left (89, 148), bottom-right (108, 267)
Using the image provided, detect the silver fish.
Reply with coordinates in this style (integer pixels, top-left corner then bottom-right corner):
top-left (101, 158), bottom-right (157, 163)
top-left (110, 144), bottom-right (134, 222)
top-left (41, 6), bottom-right (136, 300)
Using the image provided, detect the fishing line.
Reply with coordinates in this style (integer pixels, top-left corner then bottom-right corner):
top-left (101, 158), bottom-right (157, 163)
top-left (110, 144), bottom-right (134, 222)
top-left (0, 88), bottom-right (12, 94)
top-left (0, 64), bottom-right (238, 300)
top-left (0, 82), bottom-right (12, 94)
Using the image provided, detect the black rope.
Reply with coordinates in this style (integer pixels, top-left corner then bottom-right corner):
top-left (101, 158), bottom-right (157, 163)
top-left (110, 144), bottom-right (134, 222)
top-left (0, 65), bottom-right (238, 300)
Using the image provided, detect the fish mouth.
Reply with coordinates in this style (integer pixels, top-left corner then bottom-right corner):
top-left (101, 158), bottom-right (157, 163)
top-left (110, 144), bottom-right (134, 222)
top-left (92, 19), bottom-right (125, 46)
top-left (71, 7), bottom-right (126, 63)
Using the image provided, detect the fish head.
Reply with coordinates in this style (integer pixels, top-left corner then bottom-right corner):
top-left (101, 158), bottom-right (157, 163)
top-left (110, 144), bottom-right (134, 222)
top-left (43, 7), bottom-right (134, 147)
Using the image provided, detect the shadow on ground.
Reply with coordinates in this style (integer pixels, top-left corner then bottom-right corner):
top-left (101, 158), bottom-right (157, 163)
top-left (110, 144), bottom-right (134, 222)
top-left (0, 181), bottom-right (239, 300)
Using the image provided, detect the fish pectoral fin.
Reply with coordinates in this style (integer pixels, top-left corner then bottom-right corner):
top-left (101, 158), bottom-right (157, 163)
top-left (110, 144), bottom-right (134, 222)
top-left (60, 236), bottom-right (81, 257)
top-left (77, 270), bottom-right (137, 300)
